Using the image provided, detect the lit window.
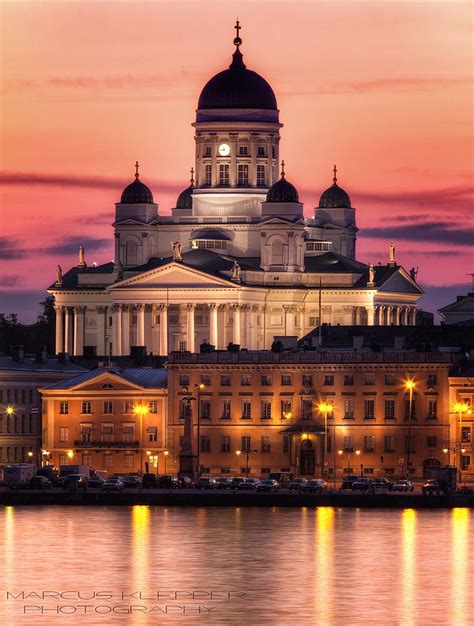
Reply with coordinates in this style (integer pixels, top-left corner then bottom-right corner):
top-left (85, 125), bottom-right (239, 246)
top-left (59, 427), bottom-right (69, 443)
top-left (81, 401), bottom-right (92, 414)
top-left (261, 401), bottom-right (272, 420)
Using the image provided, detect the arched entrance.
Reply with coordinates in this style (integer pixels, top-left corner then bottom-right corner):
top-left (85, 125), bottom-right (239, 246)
top-left (423, 458), bottom-right (441, 478)
top-left (300, 439), bottom-right (315, 476)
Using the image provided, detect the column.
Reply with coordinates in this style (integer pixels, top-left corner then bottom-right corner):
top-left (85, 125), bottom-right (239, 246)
top-left (250, 133), bottom-right (257, 187)
top-left (366, 305), bottom-right (375, 326)
top-left (54, 305), bottom-right (64, 354)
top-left (230, 133), bottom-right (237, 187)
top-left (218, 305), bottom-right (226, 349)
top-left (353, 307), bottom-right (359, 325)
top-left (250, 305), bottom-right (259, 349)
top-left (241, 305), bottom-right (250, 348)
top-left (266, 137), bottom-right (273, 185)
top-left (402, 307), bottom-right (409, 326)
top-left (73, 306), bottom-right (85, 356)
top-left (121, 305), bottom-right (130, 356)
top-left (410, 308), bottom-right (417, 326)
top-left (64, 307), bottom-right (73, 354)
top-left (232, 304), bottom-right (241, 345)
top-left (97, 306), bottom-right (107, 356)
top-left (187, 304), bottom-right (196, 353)
top-left (284, 305), bottom-right (296, 336)
top-left (113, 304), bottom-right (122, 356)
top-left (299, 307), bottom-right (305, 338)
top-left (136, 304), bottom-right (145, 346)
top-left (158, 304), bottom-right (168, 355)
top-left (209, 304), bottom-right (218, 348)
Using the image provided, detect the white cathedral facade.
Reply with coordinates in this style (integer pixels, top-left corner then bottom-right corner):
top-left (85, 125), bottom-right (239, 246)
top-left (50, 25), bottom-right (423, 358)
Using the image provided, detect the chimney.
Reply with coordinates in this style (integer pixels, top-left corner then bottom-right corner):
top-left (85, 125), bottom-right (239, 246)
top-left (12, 345), bottom-right (25, 363)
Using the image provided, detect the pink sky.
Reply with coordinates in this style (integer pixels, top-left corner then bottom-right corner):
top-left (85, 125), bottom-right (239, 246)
top-left (0, 1), bottom-right (472, 321)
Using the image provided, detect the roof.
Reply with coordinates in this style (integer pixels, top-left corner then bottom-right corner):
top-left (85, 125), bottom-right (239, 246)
top-left (176, 185), bottom-right (193, 210)
top-left (191, 229), bottom-right (232, 241)
top-left (0, 355), bottom-right (86, 374)
top-left (319, 182), bottom-right (351, 208)
top-left (49, 262), bottom-right (115, 290)
top-left (305, 252), bottom-right (366, 274)
top-left (266, 176), bottom-right (299, 203)
top-left (121, 178), bottom-right (153, 204)
top-left (42, 367), bottom-right (167, 390)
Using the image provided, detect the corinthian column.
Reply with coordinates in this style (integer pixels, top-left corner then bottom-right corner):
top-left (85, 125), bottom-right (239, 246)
top-left (97, 306), bottom-right (107, 356)
top-left (136, 304), bottom-right (145, 346)
top-left (73, 306), bottom-right (86, 356)
top-left (186, 304), bottom-right (196, 352)
top-left (158, 304), bottom-right (168, 355)
top-left (64, 307), bottom-right (73, 354)
top-left (54, 305), bottom-right (64, 354)
top-left (209, 304), bottom-right (218, 348)
top-left (366, 305), bottom-right (375, 326)
top-left (121, 305), bottom-right (130, 356)
top-left (232, 304), bottom-right (241, 345)
top-left (113, 304), bottom-right (122, 356)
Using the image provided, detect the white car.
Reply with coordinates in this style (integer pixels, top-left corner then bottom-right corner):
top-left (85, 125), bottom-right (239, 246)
top-left (392, 479), bottom-right (414, 492)
top-left (102, 478), bottom-right (124, 492)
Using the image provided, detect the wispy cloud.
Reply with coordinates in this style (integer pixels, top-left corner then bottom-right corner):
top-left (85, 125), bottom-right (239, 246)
top-left (0, 237), bottom-right (28, 259)
top-left (0, 275), bottom-right (22, 287)
top-left (362, 221), bottom-right (473, 246)
top-left (49, 236), bottom-right (111, 256)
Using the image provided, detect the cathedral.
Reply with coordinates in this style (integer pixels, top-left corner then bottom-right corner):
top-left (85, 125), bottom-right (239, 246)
top-left (50, 23), bottom-right (423, 358)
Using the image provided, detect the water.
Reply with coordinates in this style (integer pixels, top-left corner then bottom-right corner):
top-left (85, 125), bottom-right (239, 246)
top-left (1, 506), bottom-right (473, 625)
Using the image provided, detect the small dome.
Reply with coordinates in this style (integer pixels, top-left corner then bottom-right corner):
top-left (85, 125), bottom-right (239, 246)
top-left (120, 163), bottom-right (153, 204)
top-left (319, 166), bottom-right (351, 208)
top-left (176, 185), bottom-right (193, 210)
top-left (266, 162), bottom-right (299, 203)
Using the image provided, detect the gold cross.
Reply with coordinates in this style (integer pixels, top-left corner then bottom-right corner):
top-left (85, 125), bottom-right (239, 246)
top-left (135, 161), bottom-right (140, 179)
top-left (333, 164), bottom-right (337, 184)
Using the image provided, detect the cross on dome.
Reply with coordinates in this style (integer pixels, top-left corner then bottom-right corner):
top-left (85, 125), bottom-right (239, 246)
top-left (190, 167), bottom-right (195, 186)
top-left (234, 18), bottom-right (242, 48)
top-left (135, 161), bottom-right (140, 179)
top-left (333, 164), bottom-right (337, 185)
top-left (281, 160), bottom-right (286, 178)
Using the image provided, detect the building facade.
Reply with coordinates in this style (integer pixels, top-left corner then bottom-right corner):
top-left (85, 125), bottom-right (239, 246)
top-left (49, 24), bottom-right (423, 359)
top-left (166, 349), bottom-right (453, 480)
top-left (40, 368), bottom-right (168, 475)
top-left (449, 360), bottom-right (474, 477)
top-left (0, 348), bottom-right (85, 468)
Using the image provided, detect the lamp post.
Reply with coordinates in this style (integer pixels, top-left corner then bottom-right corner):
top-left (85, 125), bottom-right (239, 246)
top-left (338, 448), bottom-right (360, 474)
top-left (318, 402), bottom-right (330, 478)
top-left (195, 383), bottom-right (205, 478)
top-left (452, 402), bottom-right (472, 482)
top-left (133, 403), bottom-right (149, 474)
top-left (404, 379), bottom-right (416, 478)
top-left (236, 449), bottom-right (257, 476)
top-left (164, 450), bottom-right (169, 474)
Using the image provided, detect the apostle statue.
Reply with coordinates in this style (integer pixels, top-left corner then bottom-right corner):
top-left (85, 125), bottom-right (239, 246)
top-left (171, 240), bottom-right (182, 261)
top-left (410, 266), bottom-right (418, 281)
top-left (115, 260), bottom-right (124, 281)
top-left (231, 261), bottom-right (241, 281)
top-left (389, 243), bottom-right (396, 265)
top-left (56, 265), bottom-right (63, 286)
top-left (368, 263), bottom-right (375, 284)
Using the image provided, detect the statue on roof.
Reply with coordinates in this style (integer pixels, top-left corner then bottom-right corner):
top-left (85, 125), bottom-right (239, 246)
top-left (56, 265), bottom-right (63, 286)
top-left (410, 266), bottom-right (418, 281)
top-left (116, 260), bottom-right (124, 281)
top-left (368, 263), bottom-right (375, 285)
top-left (231, 261), bottom-right (241, 281)
top-left (171, 240), bottom-right (182, 261)
top-left (78, 244), bottom-right (86, 269)
top-left (389, 243), bottom-right (396, 265)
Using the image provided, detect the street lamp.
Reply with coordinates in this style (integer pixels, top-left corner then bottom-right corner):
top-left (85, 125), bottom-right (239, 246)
top-left (235, 449), bottom-right (257, 476)
top-left (164, 450), bottom-right (169, 474)
top-left (133, 403), bottom-right (150, 474)
top-left (6, 406), bottom-right (14, 416)
top-left (195, 383), bottom-right (205, 478)
top-left (338, 448), bottom-right (360, 473)
top-left (404, 379), bottom-right (416, 478)
top-left (452, 402), bottom-right (472, 480)
top-left (318, 402), bottom-right (331, 478)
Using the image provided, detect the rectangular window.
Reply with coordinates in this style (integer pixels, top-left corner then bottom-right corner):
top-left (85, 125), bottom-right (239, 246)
top-left (281, 374), bottom-right (292, 386)
top-left (302, 374), bottom-right (313, 387)
top-left (364, 373), bottom-right (375, 385)
top-left (461, 427), bottom-right (471, 443)
top-left (261, 374), bottom-right (272, 386)
top-left (82, 453), bottom-right (91, 466)
top-left (123, 401), bottom-right (134, 414)
top-left (204, 146), bottom-right (211, 157)
top-left (200, 399), bottom-right (211, 420)
top-left (427, 436), bottom-right (437, 448)
top-left (385, 374), bottom-right (395, 385)
top-left (200, 436), bottom-right (211, 453)
top-left (257, 164), bottom-right (266, 186)
top-left (461, 455), bottom-right (470, 471)
top-left (327, 433), bottom-right (332, 454)
top-left (257, 146), bottom-right (266, 157)
top-left (201, 374), bottom-right (211, 387)
top-left (241, 375), bottom-right (252, 386)
top-left (281, 400), bottom-right (292, 419)
top-left (103, 401), bottom-right (113, 415)
top-left (59, 402), bottom-right (69, 415)
top-left (103, 454), bottom-right (113, 469)
top-left (384, 436), bottom-right (395, 453)
top-left (427, 400), bottom-right (438, 419)
top-left (123, 424), bottom-right (135, 442)
top-left (384, 400), bottom-right (395, 420)
top-left (81, 401), bottom-right (92, 414)
top-left (220, 436), bottom-right (231, 453)
top-left (149, 401), bottom-right (158, 414)
top-left (323, 374), bottom-right (334, 386)
top-left (343, 436), bottom-right (353, 453)
top-left (204, 164), bottom-right (212, 186)
top-left (239, 146), bottom-right (248, 156)
top-left (364, 400), bottom-right (375, 420)
top-left (241, 400), bottom-right (252, 420)
top-left (220, 400), bottom-right (231, 420)
top-left (148, 431), bottom-right (157, 442)
top-left (427, 374), bottom-right (438, 386)
top-left (80, 425), bottom-right (92, 443)
top-left (220, 374), bottom-right (231, 387)
top-left (261, 400), bottom-right (272, 420)
top-left (344, 375), bottom-right (354, 386)
top-left (364, 436), bottom-right (375, 453)
top-left (180, 399), bottom-right (189, 419)
top-left (178, 340), bottom-right (187, 352)
top-left (59, 453), bottom-right (67, 466)
top-left (344, 399), bottom-right (354, 420)
top-left (179, 374), bottom-right (190, 387)
top-left (124, 454), bottom-right (134, 468)
top-left (405, 398), bottom-right (416, 420)
top-left (219, 164), bottom-right (229, 186)
top-left (261, 436), bottom-right (271, 453)
top-left (405, 435), bottom-right (416, 453)
top-left (241, 436), bottom-right (251, 452)
top-left (301, 399), bottom-right (313, 419)
top-left (101, 424), bottom-right (114, 442)
top-left (59, 427), bottom-right (69, 443)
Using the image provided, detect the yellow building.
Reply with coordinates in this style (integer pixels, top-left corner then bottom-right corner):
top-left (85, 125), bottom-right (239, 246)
top-left (449, 360), bottom-right (474, 479)
top-left (40, 368), bottom-right (168, 475)
top-left (166, 350), bottom-right (452, 480)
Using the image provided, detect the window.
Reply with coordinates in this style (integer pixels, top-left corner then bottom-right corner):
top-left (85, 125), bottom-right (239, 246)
top-left (200, 399), bottom-right (211, 420)
top-left (364, 400), bottom-right (375, 420)
top-left (384, 436), bottom-right (395, 453)
top-left (178, 340), bottom-right (187, 352)
top-left (427, 400), bottom-right (438, 420)
top-left (309, 316), bottom-right (321, 326)
top-left (220, 374), bottom-right (231, 387)
top-left (123, 401), bottom-right (134, 414)
top-left (344, 399), bottom-right (354, 420)
top-left (261, 436), bottom-right (271, 453)
top-left (204, 164), bottom-right (212, 186)
top-left (281, 374), bottom-right (292, 386)
top-left (220, 467), bottom-right (231, 474)
top-left (241, 400), bottom-right (252, 420)
top-left (102, 384), bottom-right (113, 389)
top-left (179, 374), bottom-right (190, 387)
top-left (103, 454), bottom-right (113, 468)
top-left (201, 374), bottom-right (211, 387)
top-left (219, 164), bottom-right (229, 186)
top-left (364, 373), bottom-right (375, 385)
top-left (59, 454), bottom-right (67, 466)
top-left (261, 400), bottom-right (272, 420)
top-left (261, 374), bottom-right (272, 386)
top-left (59, 427), bottom-right (69, 443)
top-left (327, 433), bottom-right (332, 453)
top-left (220, 436), bottom-right (231, 452)
top-left (461, 455), bottom-right (470, 471)
top-left (283, 435), bottom-right (290, 454)
top-left (281, 400), bottom-right (292, 419)
top-left (180, 399), bottom-right (190, 419)
top-left (302, 374), bottom-right (313, 387)
top-left (427, 436), bottom-right (437, 448)
top-left (103, 401), bottom-right (113, 415)
top-left (323, 375), bottom-right (334, 386)
top-left (385, 374), bottom-right (395, 385)
top-left (239, 146), bottom-right (248, 156)
top-left (405, 435), bottom-right (415, 453)
top-left (82, 453), bottom-right (91, 466)
top-left (204, 146), bottom-right (211, 157)
top-left (220, 400), bottom-right (231, 420)
top-left (148, 428), bottom-right (157, 442)
top-left (257, 164), bottom-right (266, 186)
top-left (302, 400), bottom-right (312, 419)
top-left (124, 454), bottom-right (134, 468)
top-left (241, 436), bottom-right (251, 452)
top-left (461, 427), bottom-right (471, 443)
top-left (343, 436), bottom-right (353, 453)
top-left (123, 424), bottom-right (135, 442)
top-left (200, 436), bottom-right (211, 453)
top-left (80, 425), bottom-right (92, 443)
top-left (344, 375), bottom-right (354, 386)
top-left (148, 401), bottom-right (157, 414)
top-left (364, 436), bottom-right (375, 453)
top-left (101, 425), bottom-right (114, 442)
top-left (257, 146), bottom-right (266, 157)
top-left (59, 402), bottom-right (69, 415)
top-left (405, 398), bottom-right (416, 420)
top-left (241, 375), bottom-right (252, 386)
top-left (81, 401), bottom-right (92, 414)
top-left (427, 374), bottom-right (438, 386)
top-left (384, 400), bottom-right (395, 420)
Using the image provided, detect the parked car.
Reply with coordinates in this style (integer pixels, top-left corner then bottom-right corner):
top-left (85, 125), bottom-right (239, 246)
top-left (122, 476), bottom-right (142, 488)
top-left (215, 477), bottom-right (232, 489)
top-left (268, 472), bottom-right (293, 488)
top-left (301, 479), bottom-right (327, 493)
top-left (422, 479), bottom-right (441, 495)
top-left (158, 475), bottom-right (180, 489)
top-left (29, 476), bottom-right (52, 490)
top-left (256, 479), bottom-right (279, 493)
top-left (177, 476), bottom-right (194, 489)
top-left (455, 486), bottom-right (474, 495)
top-left (0, 480), bottom-right (9, 492)
top-left (237, 478), bottom-right (260, 490)
top-left (341, 475), bottom-right (359, 490)
top-left (392, 479), bottom-right (414, 492)
top-left (102, 478), bottom-right (124, 492)
top-left (87, 476), bottom-right (105, 489)
top-left (230, 477), bottom-right (245, 489)
top-left (351, 477), bottom-right (372, 491)
top-left (372, 478), bottom-right (393, 491)
top-left (62, 474), bottom-right (88, 490)
top-left (196, 477), bottom-right (218, 489)
top-left (142, 474), bottom-right (157, 489)
top-left (289, 478), bottom-right (307, 491)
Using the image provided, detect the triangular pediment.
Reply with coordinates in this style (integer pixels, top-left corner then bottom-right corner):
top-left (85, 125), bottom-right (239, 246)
top-left (260, 216), bottom-right (304, 226)
top-left (110, 261), bottom-right (237, 289)
top-left (71, 371), bottom-right (144, 392)
top-left (378, 268), bottom-right (423, 294)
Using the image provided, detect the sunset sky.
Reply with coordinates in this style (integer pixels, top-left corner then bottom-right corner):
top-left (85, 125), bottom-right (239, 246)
top-left (0, 0), bottom-right (472, 322)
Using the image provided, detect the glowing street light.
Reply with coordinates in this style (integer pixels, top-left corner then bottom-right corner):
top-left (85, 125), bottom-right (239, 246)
top-left (133, 403), bottom-right (150, 473)
top-left (164, 449), bottom-right (169, 474)
top-left (404, 378), bottom-right (416, 478)
top-left (6, 406), bottom-right (14, 416)
top-left (318, 402), bottom-right (332, 478)
top-left (67, 450), bottom-right (74, 460)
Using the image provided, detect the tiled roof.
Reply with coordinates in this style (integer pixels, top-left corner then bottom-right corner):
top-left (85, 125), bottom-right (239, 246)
top-left (0, 356), bottom-right (86, 373)
top-left (42, 367), bottom-right (167, 390)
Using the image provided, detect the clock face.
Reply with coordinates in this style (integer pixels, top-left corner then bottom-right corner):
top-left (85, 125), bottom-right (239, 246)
top-left (218, 143), bottom-right (230, 156)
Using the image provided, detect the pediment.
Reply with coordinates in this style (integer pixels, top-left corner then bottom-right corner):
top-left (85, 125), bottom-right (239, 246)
top-left (260, 216), bottom-right (304, 226)
top-left (71, 372), bottom-right (143, 392)
top-left (110, 262), bottom-right (236, 289)
top-left (378, 269), bottom-right (423, 294)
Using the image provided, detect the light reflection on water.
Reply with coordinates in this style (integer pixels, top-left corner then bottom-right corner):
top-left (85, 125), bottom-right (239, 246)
top-left (0, 506), bottom-right (473, 625)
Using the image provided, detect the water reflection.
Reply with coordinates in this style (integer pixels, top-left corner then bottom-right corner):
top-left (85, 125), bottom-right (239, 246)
top-left (316, 507), bottom-right (334, 624)
top-left (401, 508), bottom-right (417, 625)
top-left (452, 508), bottom-right (470, 626)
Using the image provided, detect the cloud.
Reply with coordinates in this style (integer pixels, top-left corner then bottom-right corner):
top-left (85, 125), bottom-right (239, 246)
top-left (49, 236), bottom-right (111, 256)
top-left (0, 237), bottom-right (28, 259)
top-left (0, 275), bottom-right (22, 287)
top-left (362, 221), bottom-right (473, 246)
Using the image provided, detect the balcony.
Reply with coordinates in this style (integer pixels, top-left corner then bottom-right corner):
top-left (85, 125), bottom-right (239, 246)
top-left (73, 440), bottom-right (140, 449)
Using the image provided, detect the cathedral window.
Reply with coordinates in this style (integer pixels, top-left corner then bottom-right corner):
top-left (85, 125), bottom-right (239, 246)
top-left (204, 164), bottom-right (212, 186)
top-left (257, 146), bottom-right (266, 157)
top-left (237, 164), bottom-right (249, 186)
top-left (125, 240), bottom-right (138, 264)
top-left (218, 164), bottom-right (229, 186)
top-left (239, 146), bottom-right (249, 156)
top-left (306, 242), bottom-right (331, 252)
top-left (257, 165), bottom-right (266, 187)
top-left (204, 146), bottom-right (211, 157)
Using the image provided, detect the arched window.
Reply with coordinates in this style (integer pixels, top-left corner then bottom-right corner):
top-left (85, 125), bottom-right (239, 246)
top-left (126, 240), bottom-right (138, 265)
